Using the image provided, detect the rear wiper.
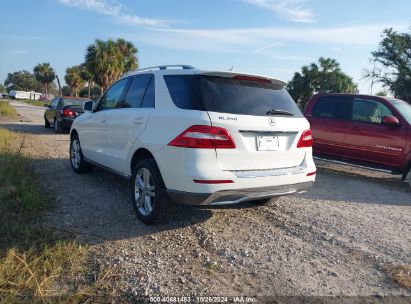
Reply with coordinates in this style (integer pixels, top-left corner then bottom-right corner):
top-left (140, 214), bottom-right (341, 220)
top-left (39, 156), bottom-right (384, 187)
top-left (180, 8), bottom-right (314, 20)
top-left (265, 109), bottom-right (294, 116)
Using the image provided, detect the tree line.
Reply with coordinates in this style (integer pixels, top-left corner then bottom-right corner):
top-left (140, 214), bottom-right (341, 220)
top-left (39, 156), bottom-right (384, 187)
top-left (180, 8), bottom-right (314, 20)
top-left (2, 38), bottom-right (138, 100)
top-left (2, 27), bottom-right (410, 106)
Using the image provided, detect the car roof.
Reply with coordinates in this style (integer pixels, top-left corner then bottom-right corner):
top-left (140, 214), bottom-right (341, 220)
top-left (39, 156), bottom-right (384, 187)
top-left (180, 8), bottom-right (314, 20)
top-left (122, 65), bottom-right (287, 87)
top-left (313, 92), bottom-right (392, 101)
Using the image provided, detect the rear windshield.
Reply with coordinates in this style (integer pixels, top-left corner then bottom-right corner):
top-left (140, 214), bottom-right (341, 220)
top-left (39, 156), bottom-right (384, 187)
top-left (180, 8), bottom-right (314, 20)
top-left (164, 75), bottom-right (303, 117)
top-left (63, 98), bottom-right (88, 107)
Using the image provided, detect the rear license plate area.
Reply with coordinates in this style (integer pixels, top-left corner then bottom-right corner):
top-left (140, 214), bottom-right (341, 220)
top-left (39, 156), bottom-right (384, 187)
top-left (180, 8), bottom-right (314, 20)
top-left (257, 136), bottom-right (280, 151)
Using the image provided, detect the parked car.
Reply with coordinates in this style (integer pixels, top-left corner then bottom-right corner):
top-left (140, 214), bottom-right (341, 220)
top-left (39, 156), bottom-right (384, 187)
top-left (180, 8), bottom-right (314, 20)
top-left (304, 93), bottom-right (411, 185)
top-left (69, 65), bottom-right (316, 224)
top-left (44, 97), bottom-right (92, 133)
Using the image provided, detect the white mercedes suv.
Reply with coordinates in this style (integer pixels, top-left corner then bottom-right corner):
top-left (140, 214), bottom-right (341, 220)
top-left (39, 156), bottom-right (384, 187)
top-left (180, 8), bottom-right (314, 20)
top-left (70, 65), bottom-right (316, 224)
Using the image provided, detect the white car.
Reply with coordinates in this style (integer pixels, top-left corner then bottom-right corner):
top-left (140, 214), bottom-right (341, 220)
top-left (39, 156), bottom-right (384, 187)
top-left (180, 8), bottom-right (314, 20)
top-left (70, 65), bottom-right (316, 224)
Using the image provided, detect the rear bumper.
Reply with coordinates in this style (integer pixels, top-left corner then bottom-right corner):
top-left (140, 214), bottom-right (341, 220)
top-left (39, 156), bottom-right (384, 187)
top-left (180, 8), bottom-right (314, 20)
top-left (167, 181), bottom-right (313, 206)
top-left (59, 117), bottom-right (75, 129)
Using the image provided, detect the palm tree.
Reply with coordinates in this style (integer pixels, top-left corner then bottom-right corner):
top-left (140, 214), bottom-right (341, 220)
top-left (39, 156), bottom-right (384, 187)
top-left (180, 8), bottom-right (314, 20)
top-left (115, 38), bottom-right (138, 72)
top-left (65, 65), bottom-right (85, 97)
top-left (33, 63), bottom-right (56, 97)
top-left (85, 38), bottom-right (138, 94)
top-left (85, 39), bottom-right (124, 94)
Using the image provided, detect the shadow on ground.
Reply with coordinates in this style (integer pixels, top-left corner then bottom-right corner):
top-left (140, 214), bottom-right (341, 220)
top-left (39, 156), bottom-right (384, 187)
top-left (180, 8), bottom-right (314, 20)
top-left (1, 122), bottom-right (70, 135)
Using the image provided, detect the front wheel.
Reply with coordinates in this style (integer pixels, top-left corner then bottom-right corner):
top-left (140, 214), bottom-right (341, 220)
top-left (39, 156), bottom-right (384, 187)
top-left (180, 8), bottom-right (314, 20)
top-left (44, 117), bottom-right (50, 128)
top-left (70, 134), bottom-right (90, 173)
top-left (131, 158), bottom-right (174, 225)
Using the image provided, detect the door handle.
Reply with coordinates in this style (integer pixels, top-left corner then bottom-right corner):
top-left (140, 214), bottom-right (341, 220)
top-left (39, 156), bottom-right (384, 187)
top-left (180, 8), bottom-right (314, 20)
top-left (350, 126), bottom-right (361, 131)
top-left (133, 118), bottom-right (144, 125)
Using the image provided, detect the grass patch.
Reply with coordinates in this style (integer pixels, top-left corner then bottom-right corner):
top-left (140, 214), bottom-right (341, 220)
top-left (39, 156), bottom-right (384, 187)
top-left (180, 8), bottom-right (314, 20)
top-left (0, 101), bottom-right (17, 117)
top-left (385, 264), bottom-right (411, 289)
top-left (0, 128), bottom-right (118, 303)
top-left (14, 99), bottom-right (50, 107)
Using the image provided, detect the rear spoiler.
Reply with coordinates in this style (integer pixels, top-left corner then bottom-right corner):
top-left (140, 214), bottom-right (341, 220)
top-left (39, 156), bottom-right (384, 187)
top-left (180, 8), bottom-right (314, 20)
top-left (196, 71), bottom-right (286, 87)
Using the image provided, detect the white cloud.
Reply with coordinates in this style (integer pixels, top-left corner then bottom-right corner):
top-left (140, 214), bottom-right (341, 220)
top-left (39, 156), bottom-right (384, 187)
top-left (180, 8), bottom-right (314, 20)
top-left (242, 0), bottom-right (316, 23)
top-left (331, 47), bottom-right (343, 52)
top-left (12, 36), bottom-right (60, 41)
top-left (137, 24), bottom-right (406, 53)
top-left (9, 50), bottom-right (29, 54)
top-left (57, 0), bottom-right (173, 27)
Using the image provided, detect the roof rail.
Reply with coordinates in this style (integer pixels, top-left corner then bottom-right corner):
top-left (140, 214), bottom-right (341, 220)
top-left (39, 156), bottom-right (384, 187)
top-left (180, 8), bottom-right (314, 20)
top-left (122, 65), bottom-right (196, 77)
top-left (137, 65), bottom-right (195, 72)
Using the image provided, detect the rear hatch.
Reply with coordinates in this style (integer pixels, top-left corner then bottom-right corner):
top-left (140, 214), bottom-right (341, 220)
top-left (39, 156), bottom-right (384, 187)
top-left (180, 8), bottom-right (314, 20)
top-left (164, 72), bottom-right (309, 171)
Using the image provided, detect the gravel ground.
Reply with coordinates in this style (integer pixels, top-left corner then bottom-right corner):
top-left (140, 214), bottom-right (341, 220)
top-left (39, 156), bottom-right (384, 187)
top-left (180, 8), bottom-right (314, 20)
top-left (2, 100), bottom-right (411, 303)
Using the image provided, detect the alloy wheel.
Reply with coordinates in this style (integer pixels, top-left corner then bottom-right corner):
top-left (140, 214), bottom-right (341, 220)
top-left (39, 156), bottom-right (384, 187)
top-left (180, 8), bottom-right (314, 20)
top-left (134, 168), bottom-right (155, 216)
top-left (70, 138), bottom-right (81, 169)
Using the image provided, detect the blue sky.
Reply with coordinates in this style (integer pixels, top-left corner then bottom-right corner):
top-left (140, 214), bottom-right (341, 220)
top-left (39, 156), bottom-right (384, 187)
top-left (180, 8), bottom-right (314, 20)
top-left (0, 0), bottom-right (410, 93)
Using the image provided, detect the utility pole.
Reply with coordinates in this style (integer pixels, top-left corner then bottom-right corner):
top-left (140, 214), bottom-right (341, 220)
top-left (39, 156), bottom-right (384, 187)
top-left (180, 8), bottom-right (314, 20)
top-left (55, 75), bottom-right (62, 97)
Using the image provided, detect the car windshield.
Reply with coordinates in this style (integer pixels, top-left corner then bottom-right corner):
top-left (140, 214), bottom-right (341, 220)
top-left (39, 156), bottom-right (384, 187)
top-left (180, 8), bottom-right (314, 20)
top-left (389, 98), bottom-right (411, 124)
top-left (164, 75), bottom-right (303, 117)
top-left (63, 98), bottom-right (88, 107)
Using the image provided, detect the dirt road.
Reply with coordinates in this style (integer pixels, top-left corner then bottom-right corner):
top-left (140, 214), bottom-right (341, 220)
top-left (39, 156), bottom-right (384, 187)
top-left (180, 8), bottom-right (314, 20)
top-left (2, 100), bottom-right (411, 302)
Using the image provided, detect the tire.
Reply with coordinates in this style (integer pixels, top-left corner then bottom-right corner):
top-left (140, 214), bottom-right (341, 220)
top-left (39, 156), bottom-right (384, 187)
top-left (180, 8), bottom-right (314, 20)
top-left (54, 119), bottom-right (62, 133)
top-left (406, 169), bottom-right (411, 188)
top-left (44, 117), bottom-right (50, 128)
top-left (131, 158), bottom-right (174, 225)
top-left (70, 134), bottom-right (90, 173)
top-left (254, 196), bottom-right (279, 206)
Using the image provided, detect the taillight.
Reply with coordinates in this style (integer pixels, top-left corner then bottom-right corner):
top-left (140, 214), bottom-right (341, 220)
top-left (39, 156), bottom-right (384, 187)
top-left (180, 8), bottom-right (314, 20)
top-left (193, 179), bottom-right (234, 184)
top-left (168, 125), bottom-right (236, 149)
top-left (233, 75), bottom-right (271, 83)
top-left (297, 129), bottom-right (313, 148)
top-left (62, 109), bottom-right (76, 117)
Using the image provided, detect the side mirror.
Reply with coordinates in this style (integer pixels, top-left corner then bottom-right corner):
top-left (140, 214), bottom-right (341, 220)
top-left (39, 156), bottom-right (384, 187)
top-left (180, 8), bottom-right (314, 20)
top-left (382, 115), bottom-right (400, 126)
top-left (83, 101), bottom-right (93, 112)
top-left (44, 103), bottom-right (50, 108)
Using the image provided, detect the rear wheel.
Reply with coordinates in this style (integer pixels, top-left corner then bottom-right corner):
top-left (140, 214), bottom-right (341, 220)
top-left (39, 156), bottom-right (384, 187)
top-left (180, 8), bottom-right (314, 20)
top-left (70, 134), bottom-right (90, 173)
top-left (54, 119), bottom-right (62, 133)
top-left (131, 158), bottom-right (174, 225)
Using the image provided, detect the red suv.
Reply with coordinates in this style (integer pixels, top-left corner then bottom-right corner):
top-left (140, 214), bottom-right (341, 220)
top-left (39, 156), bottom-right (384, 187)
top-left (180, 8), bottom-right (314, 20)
top-left (304, 93), bottom-right (411, 184)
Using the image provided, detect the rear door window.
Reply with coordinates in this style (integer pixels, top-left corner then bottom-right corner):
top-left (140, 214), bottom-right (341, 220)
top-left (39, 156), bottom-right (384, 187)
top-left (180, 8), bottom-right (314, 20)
top-left (312, 96), bottom-right (350, 119)
top-left (164, 75), bottom-right (302, 117)
top-left (141, 77), bottom-right (155, 108)
top-left (120, 74), bottom-right (153, 108)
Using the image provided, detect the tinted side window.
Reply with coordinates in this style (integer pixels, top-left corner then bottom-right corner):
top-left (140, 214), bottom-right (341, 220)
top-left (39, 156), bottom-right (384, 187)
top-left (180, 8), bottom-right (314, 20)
top-left (351, 98), bottom-right (393, 123)
top-left (141, 77), bottom-right (155, 108)
top-left (98, 78), bottom-right (128, 111)
top-left (164, 75), bottom-right (205, 111)
top-left (120, 75), bottom-right (152, 108)
top-left (312, 97), bottom-right (349, 119)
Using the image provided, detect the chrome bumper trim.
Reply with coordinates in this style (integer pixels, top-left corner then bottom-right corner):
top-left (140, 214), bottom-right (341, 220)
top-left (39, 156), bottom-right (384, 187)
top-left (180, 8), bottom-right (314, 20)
top-left (202, 181), bottom-right (313, 206)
